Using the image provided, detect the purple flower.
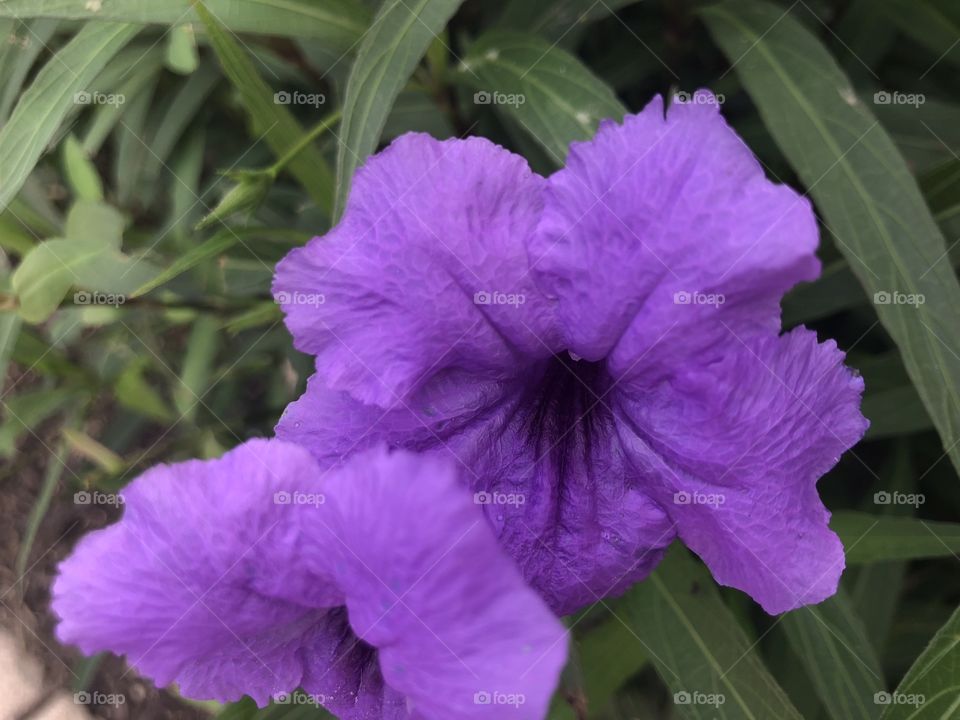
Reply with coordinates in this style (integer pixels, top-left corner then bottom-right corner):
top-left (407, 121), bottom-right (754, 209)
top-left (274, 91), bottom-right (868, 616)
top-left (53, 440), bottom-right (567, 717)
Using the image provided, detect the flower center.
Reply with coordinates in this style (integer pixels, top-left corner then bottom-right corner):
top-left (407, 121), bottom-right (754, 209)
top-left (522, 352), bottom-right (614, 475)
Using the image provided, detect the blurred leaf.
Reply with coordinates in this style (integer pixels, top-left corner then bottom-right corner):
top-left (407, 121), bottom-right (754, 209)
top-left (12, 201), bottom-right (158, 323)
top-left (115, 360), bottom-right (174, 422)
top-left (883, 0), bottom-right (960, 71)
top-left (81, 47), bottom-right (165, 156)
top-left (61, 134), bottom-right (104, 202)
top-left (141, 60), bottom-right (221, 184)
top-left (166, 23), bottom-right (199, 74)
top-left (0, 22), bottom-right (140, 212)
top-left (0, 19), bottom-right (58, 122)
top-left (195, 1), bottom-right (335, 215)
top-left (498, 0), bottom-right (642, 39)
top-left (879, 601), bottom-right (960, 718)
top-left (609, 545), bottom-right (803, 719)
top-left (173, 315), bottom-right (220, 422)
top-left (863, 386), bottom-right (934, 439)
top-left (559, 607), bottom-right (650, 718)
top-left (334, 0), bottom-right (466, 218)
top-left (458, 31), bottom-right (625, 162)
top-left (63, 428), bottom-right (124, 474)
top-left (0, 311), bottom-right (20, 390)
top-left (873, 98), bottom-right (960, 175)
top-left (833, 512), bottom-right (960, 563)
top-left (0, 388), bottom-right (80, 458)
top-left (0, 0), bottom-right (369, 53)
top-left (133, 231), bottom-right (240, 297)
top-left (703, 0), bottom-right (960, 478)
top-left (782, 590), bottom-right (885, 720)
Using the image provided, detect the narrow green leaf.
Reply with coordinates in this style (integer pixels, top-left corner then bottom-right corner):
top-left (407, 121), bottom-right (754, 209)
top-left (63, 428), bottom-right (124, 474)
top-left (115, 360), bottom-right (174, 423)
top-left (833, 512), bottom-right (960, 563)
top-left (0, 0), bottom-right (369, 53)
top-left (0, 19), bottom-right (58, 122)
top-left (457, 31), bottom-right (626, 162)
top-left (782, 590), bottom-right (885, 720)
top-left (0, 22), bottom-right (140, 212)
top-left (702, 0), bottom-right (960, 477)
top-left (61, 135), bottom-right (104, 202)
top-left (334, 0), bottom-right (466, 218)
top-left (880, 602), bottom-right (960, 718)
top-left (166, 23), bottom-right (199, 74)
top-left (499, 0), bottom-right (642, 39)
top-left (195, 1), bottom-right (334, 214)
top-left (862, 386), bottom-right (934, 439)
top-left (611, 545), bottom-right (803, 720)
top-left (883, 0), bottom-right (960, 71)
top-left (173, 315), bottom-right (220, 422)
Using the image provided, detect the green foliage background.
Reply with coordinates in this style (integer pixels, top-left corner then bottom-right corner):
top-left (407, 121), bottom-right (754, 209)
top-left (1, 0), bottom-right (959, 718)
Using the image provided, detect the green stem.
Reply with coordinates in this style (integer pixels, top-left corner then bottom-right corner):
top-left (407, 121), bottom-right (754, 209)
top-left (267, 108), bottom-right (343, 179)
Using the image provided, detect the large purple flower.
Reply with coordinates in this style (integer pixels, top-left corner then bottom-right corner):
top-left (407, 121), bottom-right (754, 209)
top-left (274, 91), bottom-right (868, 616)
top-left (53, 440), bottom-right (567, 717)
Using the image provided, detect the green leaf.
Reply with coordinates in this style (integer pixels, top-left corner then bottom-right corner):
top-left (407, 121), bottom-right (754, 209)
top-left (833, 512), bottom-right (960, 563)
top-left (63, 428), bottom-right (124, 474)
top-left (114, 360), bottom-right (174, 423)
top-left (0, 19), bottom-right (58, 122)
top-left (883, 0), bottom-right (960, 72)
top-left (166, 23), bottom-right (199, 74)
top-left (702, 0), bottom-right (960, 478)
top-left (862, 385), bottom-right (934, 439)
top-left (196, 172), bottom-right (273, 230)
top-left (879, 601), bottom-right (960, 718)
top-left (0, 0), bottom-right (369, 54)
top-left (781, 591), bottom-right (885, 720)
top-left (195, 1), bottom-right (335, 215)
top-left (334, 0), bottom-right (466, 218)
top-left (610, 545), bottom-right (803, 720)
top-left (0, 22), bottom-right (140, 212)
top-left (61, 135), bottom-right (104, 202)
top-left (11, 201), bottom-right (157, 322)
top-left (498, 0), bottom-right (642, 39)
top-left (132, 231), bottom-right (240, 297)
top-left (173, 315), bottom-right (220, 422)
top-left (457, 31), bottom-right (626, 162)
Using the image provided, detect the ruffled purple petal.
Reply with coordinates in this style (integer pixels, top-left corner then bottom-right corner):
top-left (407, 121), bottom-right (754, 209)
top-left (274, 133), bottom-right (562, 408)
top-left (53, 440), bottom-right (566, 717)
top-left (617, 328), bottom-right (868, 614)
top-left (529, 91), bottom-right (820, 385)
top-left (317, 448), bottom-right (567, 719)
top-left (52, 439), bottom-right (341, 707)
